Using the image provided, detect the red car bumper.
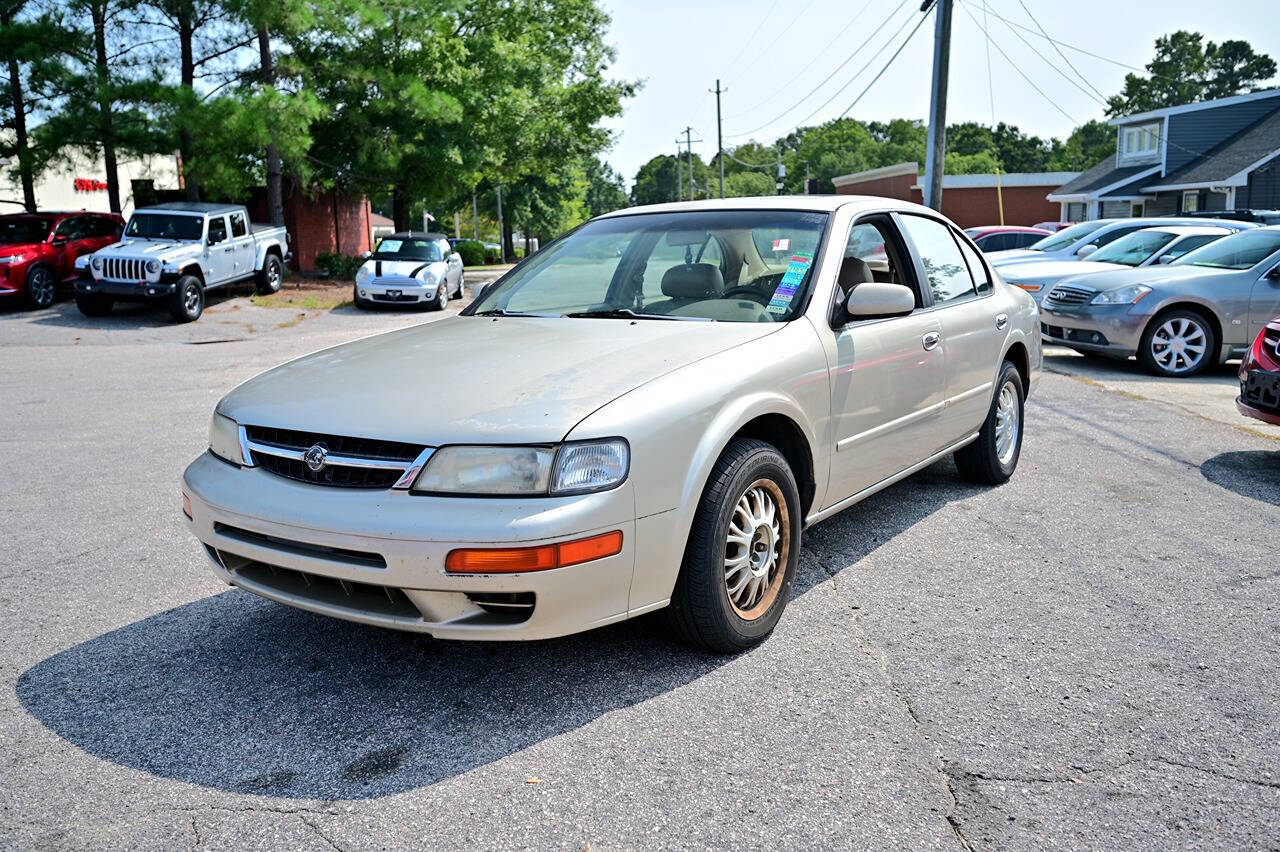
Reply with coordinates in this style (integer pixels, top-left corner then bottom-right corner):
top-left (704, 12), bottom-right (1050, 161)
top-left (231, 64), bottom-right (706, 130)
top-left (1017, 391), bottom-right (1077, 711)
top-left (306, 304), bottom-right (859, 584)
top-left (1238, 319), bottom-right (1280, 427)
top-left (1236, 395), bottom-right (1280, 426)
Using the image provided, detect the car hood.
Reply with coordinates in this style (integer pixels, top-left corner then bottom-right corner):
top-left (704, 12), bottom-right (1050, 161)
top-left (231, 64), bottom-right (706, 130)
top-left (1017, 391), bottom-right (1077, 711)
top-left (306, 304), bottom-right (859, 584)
top-left (0, 240), bottom-right (43, 254)
top-left (218, 315), bottom-right (783, 445)
top-left (96, 238), bottom-right (200, 260)
top-left (998, 259), bottom-right (1124, 283)
top-left (1053, 264), bottom-right (1229, 293)
top-left (361, 258), bottom-right (446, 278)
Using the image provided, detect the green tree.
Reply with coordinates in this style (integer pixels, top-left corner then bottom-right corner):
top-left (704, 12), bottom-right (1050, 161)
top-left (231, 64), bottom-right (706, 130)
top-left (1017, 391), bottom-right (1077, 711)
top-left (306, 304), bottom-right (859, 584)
top-left (723, 170), bottom-right (773, 197)
top-left (0, 1), bottom-right (65, 210)
top-left (583, 156), bottom-right (627, 217)
top-left (1106, 31), bottom-right (1276, 116)
top-left (631, 154), bottom-right (682, 205)
top-left (1048, 119), bottom-right (1114, 171)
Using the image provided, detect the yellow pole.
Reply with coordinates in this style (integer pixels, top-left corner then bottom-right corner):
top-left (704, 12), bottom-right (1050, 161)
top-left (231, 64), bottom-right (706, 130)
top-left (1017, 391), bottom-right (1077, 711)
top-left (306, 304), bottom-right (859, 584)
top-left (995, 165), bottom-right (1005, 225)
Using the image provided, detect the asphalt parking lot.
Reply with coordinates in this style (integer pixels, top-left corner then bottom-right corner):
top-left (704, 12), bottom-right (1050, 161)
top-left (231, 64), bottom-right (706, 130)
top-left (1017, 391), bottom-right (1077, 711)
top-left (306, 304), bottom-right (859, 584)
top-left (1, 295), bottom-right (1277, 850)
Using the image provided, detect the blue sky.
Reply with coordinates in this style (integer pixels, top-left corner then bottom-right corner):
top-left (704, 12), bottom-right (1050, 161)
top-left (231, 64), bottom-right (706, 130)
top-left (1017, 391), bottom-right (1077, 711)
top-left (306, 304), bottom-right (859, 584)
top-left (598, 0), bottom-right (1280, 187)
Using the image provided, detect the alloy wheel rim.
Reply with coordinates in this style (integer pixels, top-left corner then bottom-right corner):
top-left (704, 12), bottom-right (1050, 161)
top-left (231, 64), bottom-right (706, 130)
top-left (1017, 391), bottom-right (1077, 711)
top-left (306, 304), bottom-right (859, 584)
top-left (723, 479), bottom-right (789, 620)
top-left (994, 380), bottom-right (1020, 466)
top-left (30, 269), bottom-right (54, 305)
top-left (1151, 317), bottom-right (1207, 373)
top-left (185, 285), bottom-right (200, 314)
top-left (267, 262), bottom-right (280, 289)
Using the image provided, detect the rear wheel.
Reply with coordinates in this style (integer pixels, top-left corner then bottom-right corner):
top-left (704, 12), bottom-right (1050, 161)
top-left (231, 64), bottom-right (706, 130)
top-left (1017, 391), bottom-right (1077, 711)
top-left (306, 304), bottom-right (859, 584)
top-left (24, 265), bottom-right (57, 309)
top-left (255, 253), bottom-right (282, 295)
top-left (75, 294), bottom-right (113, 317)
top-left (665, 438), bottom-right (801, 653)
top-left (169, 275), bottom-right (204, 323)
top-left (954, 361), bottom-right (1024, 485)
top-left (1139, 309), bottom-right (1216, 377)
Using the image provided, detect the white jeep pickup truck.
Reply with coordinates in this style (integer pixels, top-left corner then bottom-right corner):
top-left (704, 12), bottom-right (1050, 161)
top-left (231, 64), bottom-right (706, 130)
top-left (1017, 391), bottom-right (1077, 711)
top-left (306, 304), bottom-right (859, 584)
top-left (74, 201), bottom-right (290, 322)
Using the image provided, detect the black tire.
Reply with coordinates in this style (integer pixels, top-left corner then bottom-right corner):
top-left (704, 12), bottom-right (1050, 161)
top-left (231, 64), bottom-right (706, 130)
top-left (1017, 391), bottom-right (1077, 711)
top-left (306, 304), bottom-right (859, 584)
top-left (1138, 309), bottom-right (1217, 377)
top-left (456, 272), bottom-right (466, 299)
top-left (24, 265), bottom-right (58, 309)
top-left (75, 294), bottom-right (113, 317)
top-left (954, 361), bottom-right (1024, 485)
top-left (352, 284), bottom-right (371, 310)
top-left (665, 437), bottom-right (802, 653)
top-left (255, 253), bottom-right (283, 295)
top-left (169, 275), bottom-right (204, 323)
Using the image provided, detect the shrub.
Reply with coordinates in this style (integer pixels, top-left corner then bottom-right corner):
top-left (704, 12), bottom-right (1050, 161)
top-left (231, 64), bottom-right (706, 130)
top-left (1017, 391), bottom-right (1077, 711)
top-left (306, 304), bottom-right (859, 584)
top-left (315, 251), bottom-right (365, 281)
top-left (454, 239), bottom-right (485, 266)
top-left (483, 248), bottom-right (502, 265)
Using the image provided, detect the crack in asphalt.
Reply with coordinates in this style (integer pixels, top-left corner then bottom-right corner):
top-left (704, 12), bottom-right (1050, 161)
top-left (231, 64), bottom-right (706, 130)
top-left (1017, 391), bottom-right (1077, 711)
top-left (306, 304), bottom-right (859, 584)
top-left (300, 816), bottom-right (343, 851)
top-left (946, 758), bottom-right (1280, 792)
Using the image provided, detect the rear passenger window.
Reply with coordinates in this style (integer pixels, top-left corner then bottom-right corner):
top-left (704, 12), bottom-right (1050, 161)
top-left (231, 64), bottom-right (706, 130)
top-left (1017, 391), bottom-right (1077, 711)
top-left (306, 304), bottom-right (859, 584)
top-left (982, 233), bottom-right (1008, 252)
top-left (956, 233), bottom-right (991, 293)
top-left (229, 211), bottom-right (247, 238)
top-left (900, 215), bottom-right (976, 305)
top-left (1092, 225), bottom-right (1142, 248)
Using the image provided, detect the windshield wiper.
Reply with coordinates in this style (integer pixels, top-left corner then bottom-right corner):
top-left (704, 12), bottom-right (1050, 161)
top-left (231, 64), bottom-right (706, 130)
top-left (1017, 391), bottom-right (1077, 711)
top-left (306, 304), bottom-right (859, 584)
top-left (473, 308), bottom-right (556, 317)
top-left (564, 308), bottom-right (709, 321)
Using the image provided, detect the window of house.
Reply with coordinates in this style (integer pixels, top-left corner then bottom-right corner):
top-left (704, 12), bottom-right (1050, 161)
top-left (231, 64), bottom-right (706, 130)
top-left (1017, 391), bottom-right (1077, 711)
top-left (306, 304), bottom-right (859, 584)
top-left (1119, 123), bottom-right (1160, 160)
top-left (1182, 191), bottom-right (1199, 213)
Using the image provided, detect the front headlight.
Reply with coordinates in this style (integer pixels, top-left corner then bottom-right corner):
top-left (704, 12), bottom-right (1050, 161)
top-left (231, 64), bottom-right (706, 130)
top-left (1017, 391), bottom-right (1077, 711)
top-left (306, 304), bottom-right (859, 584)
top-left (146, 259), bottom-right (160, 273)
top-left (0, 254), bottom-right (26, 264)
top-left (1090, 284), bottom-right (1152, 305)
top-left (91, 256), bottom-right (103, 270)
top-left (208, 411), bottom-right (247, 466)
top-left (419, 269), bottom-right (438, 284)
top-left (413, 445), bottom-right (554, 494)
top-left (411, 439), bottom-right (629, 495)
top-left (355, 265), bottom-right (371, 284)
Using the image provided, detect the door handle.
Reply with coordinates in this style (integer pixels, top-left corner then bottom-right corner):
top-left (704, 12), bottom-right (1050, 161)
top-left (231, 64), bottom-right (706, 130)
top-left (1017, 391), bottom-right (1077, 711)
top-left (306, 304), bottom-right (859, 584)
top-left (995, 313), bottom-right (1008, 330)
top-left (922, 331), bottom-right (941, 351)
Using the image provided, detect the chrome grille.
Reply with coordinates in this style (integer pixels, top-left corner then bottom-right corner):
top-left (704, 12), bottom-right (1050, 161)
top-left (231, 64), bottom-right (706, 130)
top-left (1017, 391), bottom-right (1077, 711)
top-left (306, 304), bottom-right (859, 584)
top-left (103, 257), bottom-right (145, 281)
top-left (1044, 284), bottom-right (1096, 306)
top-left (243, 425), bottom-right (432, 490)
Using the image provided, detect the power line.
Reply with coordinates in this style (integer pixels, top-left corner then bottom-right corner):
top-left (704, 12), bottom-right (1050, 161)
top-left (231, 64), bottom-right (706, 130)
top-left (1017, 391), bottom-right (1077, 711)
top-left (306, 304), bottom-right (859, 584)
top-left (1015, 0), bottom-right (1107, 103)
top-left (981, 0), bottom-right (995, 127)
top-left (959, 2), bottom-right (1077, 125)
top-left (723, 0), bottom-right (878, 120)
top-left (989, 2), bottom-right (1108, 109)
top-left (723, 149), bottom-right (775, 169)
top-left (718, 0), bottom-right (783, 83)
top-left (724, 0), bottom-right (914, 140)
top-left (723, 0), bottom-right (823, 87)
top-left (835, 4), bottom-right (934, 120)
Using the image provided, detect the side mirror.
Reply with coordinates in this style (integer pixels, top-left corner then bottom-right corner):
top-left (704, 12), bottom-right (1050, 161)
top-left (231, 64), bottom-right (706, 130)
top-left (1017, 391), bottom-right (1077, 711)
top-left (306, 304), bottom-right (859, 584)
top-left (450, 251), bottom-right (462, 263)
top-left (845, 283), bottom-right (915, 319)
top-left (1157, 254), bottom-right (1174, 264)
top-left (1075, 243), bottom-right (1097, 257)
top-left (360, 251), bottom-right (372, 260)
top-left (1267, 266), bottom-right (1280, 281)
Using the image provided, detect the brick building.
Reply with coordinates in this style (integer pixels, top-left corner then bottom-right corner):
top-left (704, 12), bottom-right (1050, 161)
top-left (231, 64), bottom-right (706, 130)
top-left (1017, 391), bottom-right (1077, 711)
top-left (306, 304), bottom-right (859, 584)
top-left (831, 162), bottom-right (1079, 228)
top-left (244, 184), bottom-right (375, 273)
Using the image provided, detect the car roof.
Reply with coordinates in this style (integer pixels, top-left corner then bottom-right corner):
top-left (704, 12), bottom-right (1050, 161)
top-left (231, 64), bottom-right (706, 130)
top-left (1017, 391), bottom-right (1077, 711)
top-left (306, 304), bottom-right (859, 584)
top-left (382, 231), bottom-right (450, 240)
top-left (1132, 225), bottom-right (1233, 236)
top-left (143, 202), bottom-right (243, 215)
top-left (968, 225), bottom-right (1050, 234)
top-left (596, 194), bottom-right (947, 219)
top-left (0, 210), bottom-right (118, 219)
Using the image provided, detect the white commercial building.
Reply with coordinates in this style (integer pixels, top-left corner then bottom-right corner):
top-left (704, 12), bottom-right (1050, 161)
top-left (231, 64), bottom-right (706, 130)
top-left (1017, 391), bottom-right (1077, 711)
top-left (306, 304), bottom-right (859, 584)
top-left (0, 143), bottom-right (180, 218)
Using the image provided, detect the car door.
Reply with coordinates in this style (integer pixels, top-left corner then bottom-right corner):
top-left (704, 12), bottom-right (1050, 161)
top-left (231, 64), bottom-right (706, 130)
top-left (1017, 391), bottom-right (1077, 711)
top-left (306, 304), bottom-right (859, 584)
top-left (49, 217), bottom-right (86, 280)
top-left (900, 214), bottom-right (1005, 443)
top-left (205, 215), bottom-right (233, 284)
top-left (227, 211), bottom-right (254, 281)
top-left (439, 238), bottom-right (461, 289)
top-left (823, 214), bottom-right (947, 506)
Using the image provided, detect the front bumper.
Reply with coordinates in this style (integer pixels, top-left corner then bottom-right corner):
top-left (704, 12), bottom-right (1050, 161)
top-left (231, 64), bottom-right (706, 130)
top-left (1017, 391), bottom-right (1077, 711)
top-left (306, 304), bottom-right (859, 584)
top-left (181, 451), bottom-right (644, 640)
top-left (76, 272), bottom-right (177, 302)
top-left (356, 277), bottom-right (443, 305)
top-left (1038, 303), bottom-right (1146, 356)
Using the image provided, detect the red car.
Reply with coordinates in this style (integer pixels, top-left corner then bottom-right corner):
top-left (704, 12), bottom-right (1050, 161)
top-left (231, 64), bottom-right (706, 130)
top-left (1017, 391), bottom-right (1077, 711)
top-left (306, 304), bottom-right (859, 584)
top-left (963, 225), bottom-right (1052, 253)
top-left (0, 211), bottom-right (124, 308)
top-left (1238, 317), bottom-right (1280, 426)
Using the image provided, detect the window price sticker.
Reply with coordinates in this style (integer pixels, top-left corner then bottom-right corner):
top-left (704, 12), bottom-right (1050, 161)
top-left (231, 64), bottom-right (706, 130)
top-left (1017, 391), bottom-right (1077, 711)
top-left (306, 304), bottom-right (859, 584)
top-left (767, 251), bottom-right (813, 316)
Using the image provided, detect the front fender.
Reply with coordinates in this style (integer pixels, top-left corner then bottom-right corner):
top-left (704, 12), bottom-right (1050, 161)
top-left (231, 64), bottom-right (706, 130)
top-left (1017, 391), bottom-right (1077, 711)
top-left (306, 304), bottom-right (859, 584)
top-left (565, 321), bottom-right (830, 612)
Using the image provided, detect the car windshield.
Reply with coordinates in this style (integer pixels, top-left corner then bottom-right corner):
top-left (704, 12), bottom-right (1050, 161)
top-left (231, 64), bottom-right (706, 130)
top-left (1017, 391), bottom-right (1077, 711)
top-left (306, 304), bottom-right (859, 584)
top-left (1028, 221), bottom-right (1106, 252)
top-left (0, 217), bottom-right (54, 243)
top-left (372, 238), bottom-right (442, 262)
top-left (1089, 230), bottom-right (1178, 266)
top-left (1175, 229), bottom-right (1280, 270)
top-left (468, 210), bottom-right (829, 323)
top-left (125, 213), bottom-right (203, 241)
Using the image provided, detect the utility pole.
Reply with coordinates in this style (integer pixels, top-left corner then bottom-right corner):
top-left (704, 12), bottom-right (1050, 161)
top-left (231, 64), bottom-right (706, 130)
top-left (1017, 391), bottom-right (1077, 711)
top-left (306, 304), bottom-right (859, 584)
top-left (495, 185), bottom-right (505, 264)
top-left (675, 140), bottom-right (684, 201)
top-left (711, 79), bottom-right (726, 198)
top-left (775, 144), bottom-right (786, 195)
top-left (683, 126), bottom-right (701, 201)
top-left (922, 0), bottom-right (952, 212)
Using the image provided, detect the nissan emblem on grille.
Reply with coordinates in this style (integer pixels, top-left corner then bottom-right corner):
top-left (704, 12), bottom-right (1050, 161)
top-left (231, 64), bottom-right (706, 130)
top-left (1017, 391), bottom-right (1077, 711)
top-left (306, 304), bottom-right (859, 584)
top-left (303, 442), bottom-right (329, 472)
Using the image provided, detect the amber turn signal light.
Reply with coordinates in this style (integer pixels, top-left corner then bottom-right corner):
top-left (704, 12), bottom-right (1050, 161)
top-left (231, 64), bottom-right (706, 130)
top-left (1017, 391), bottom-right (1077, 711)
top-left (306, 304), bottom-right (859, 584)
top-left (445, 530), bottom-right (623, 574)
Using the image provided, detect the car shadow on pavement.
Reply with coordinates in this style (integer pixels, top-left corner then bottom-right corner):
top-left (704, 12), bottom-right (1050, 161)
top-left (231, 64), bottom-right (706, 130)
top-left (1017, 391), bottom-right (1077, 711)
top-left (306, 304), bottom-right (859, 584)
top-left (18, 288), bottom-right (254, 330)
top-left (1200, 449), bottom-right (1280, 505)
top-left (16, 593), bottom-right (727, 801)
top-left (1043, 348), bottom-right (1240, 384)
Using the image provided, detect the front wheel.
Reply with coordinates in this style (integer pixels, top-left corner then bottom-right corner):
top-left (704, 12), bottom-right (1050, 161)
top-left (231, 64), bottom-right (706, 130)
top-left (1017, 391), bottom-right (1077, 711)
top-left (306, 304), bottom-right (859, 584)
top-left (456, 272), bottom-right (465, 299)
top-left (1138, 309), bottom-right (1216, 377)
top-left (431, 280), bottom-right (449, 311)
top-left (954, 361), bottom-right (1024, 485)
top-left (665, 438), bottom-right (801, 653)
top-left (24, 265), bottom-right (57, 309)
top-left (168, 275), bottom-right (204, 323)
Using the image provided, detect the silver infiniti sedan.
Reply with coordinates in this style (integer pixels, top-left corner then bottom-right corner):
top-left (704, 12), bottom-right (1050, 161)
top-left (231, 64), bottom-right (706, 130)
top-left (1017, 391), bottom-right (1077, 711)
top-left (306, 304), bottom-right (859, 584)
top-left (1040, 226), bottom-right (1280, 376)
top-left (182, 197), bottom-right (1041, 652)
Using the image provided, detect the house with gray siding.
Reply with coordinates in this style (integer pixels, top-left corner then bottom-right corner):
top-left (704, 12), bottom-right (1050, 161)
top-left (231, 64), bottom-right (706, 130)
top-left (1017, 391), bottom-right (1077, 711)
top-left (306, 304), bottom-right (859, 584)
top-left (1048, 89), bottom-right (1280, 221)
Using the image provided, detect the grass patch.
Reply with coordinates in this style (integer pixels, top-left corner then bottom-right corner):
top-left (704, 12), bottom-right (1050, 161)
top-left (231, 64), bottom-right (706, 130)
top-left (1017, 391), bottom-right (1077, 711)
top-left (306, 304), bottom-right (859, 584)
top-left (251, 282), bottom-right (352, 311)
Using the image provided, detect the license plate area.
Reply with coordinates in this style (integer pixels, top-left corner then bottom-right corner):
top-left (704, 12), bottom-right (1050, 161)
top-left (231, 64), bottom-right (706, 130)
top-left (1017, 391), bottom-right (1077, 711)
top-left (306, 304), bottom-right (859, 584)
top-left (1244, 369), bottom-right (1280, 411)
top-left (386, 289), bottom-right (402, 298)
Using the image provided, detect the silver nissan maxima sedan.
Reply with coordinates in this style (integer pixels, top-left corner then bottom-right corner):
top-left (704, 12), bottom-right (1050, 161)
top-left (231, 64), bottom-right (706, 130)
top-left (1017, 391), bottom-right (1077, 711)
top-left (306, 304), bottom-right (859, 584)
top-left (183, 196), bottom-right (1040, 652)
